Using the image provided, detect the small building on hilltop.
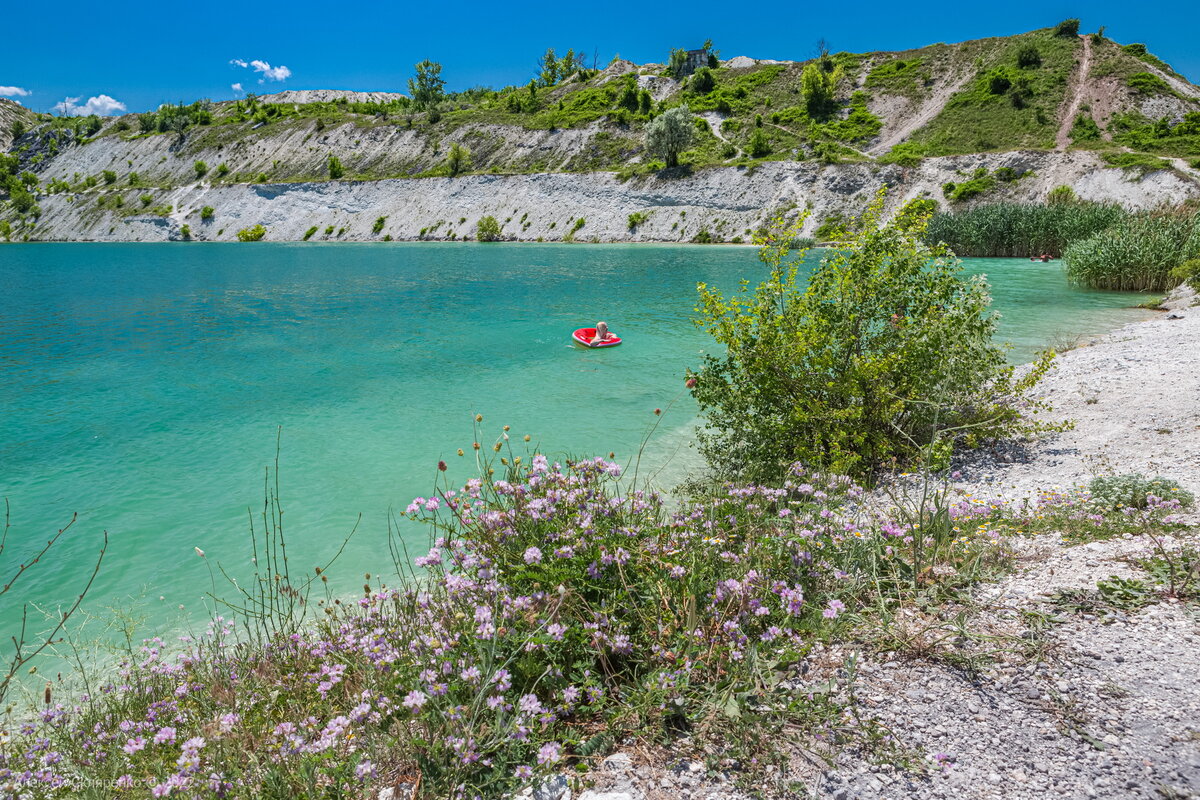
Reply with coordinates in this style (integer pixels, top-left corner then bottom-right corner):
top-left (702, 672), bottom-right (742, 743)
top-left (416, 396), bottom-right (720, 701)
top-left (683, 49), bottom-right (710, 75)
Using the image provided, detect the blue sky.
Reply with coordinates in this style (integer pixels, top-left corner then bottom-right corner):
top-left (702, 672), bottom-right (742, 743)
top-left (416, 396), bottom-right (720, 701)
top-left (2, 0), bottom-right (1197, 115)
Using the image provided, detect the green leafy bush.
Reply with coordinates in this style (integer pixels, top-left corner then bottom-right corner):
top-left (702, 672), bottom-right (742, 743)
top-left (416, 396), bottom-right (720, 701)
top-left (1089, 474), bottom-right (1195, 511)
top-left (200, 206), bottom-right (214, 221)
top-left (303, 226), bottom-right (318, 241)
top-left (1127, 72), bottom-right (1172, 96)
top-left (690, 66), bottom-right (716, 94)
top-left (1053, 18), bottom-right (1080, 37)
top-left (446, 143), bottom-right (470, 177)
top-left (942, 175), bottom-right (996, 203)
top-left (194, 160), bottom-right (208, 178)
top-left (101, 170), bottom-right (117, 184)
top-left (879, 142), bottom-right (925, 167)
top-left (1046, 185), bottom-right (1078, 205)
top-left (236, 224), bottom-right (267, 242)
top-left (140, 193), bottom-right (153, 208)
top-left (627, 211), bottom-right (650, 230)
top-left (747, 127), bottom-right (771, 158)
top-left (180, 224), bottom-right (191, 239)
top-left (328, 155), bottom-right (344, 179)
top-left (690, 192), bottom-right (1057, 482)
top-left (1070, 113), bottom-right (1102, 142)
top-left (1170, 257), bottom-right (1200, 287)
top-left (1102, 151), bottom-right (1172, 175)
top-left (476, 215), bottom-right (502, 241)
top-left (372, 216), bottom-right (387, 234)
top-left (216, 163), bottom-right (230, 177)
top-left (1017, 44), bottom-right (1042, 68)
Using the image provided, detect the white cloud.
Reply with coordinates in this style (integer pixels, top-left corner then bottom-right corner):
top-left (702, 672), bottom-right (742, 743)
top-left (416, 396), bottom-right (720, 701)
top-left (231, 82), bottom-right (243, 93)
top-left (230, 58), bottom-right (292, 84)
top-left (250, 60), bottom-right (291, 82)
top-left (0, 86), bottom-right (31, 97)
top-left (53, 94), bottom-right (127, 117)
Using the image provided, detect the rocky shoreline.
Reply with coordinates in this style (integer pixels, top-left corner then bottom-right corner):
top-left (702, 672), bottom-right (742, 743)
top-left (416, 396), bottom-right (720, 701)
top-left (527, 286), bottom-right (1200, 800)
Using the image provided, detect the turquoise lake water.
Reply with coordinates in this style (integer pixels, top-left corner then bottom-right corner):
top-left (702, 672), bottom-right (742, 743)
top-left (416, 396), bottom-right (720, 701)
top-left (0, 243), bottom-right (1155, 637)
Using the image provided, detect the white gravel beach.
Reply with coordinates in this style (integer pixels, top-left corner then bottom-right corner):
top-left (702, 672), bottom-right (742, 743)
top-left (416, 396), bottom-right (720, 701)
top-left (525, 286), bottom-right (1200, 800)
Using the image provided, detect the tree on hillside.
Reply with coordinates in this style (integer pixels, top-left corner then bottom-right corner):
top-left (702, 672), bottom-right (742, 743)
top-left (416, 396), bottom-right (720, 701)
top-left (667, 48), bottom-right (688, 79)
top-left (446, 143), bottom-right (470, 177)
top-left (538, 48), bottom-right (586, 87)
top-left (801, 62), bottom-right (842, 118)
top-left (408, 60), bottom-right (446, 110)
top-left (539, 48), bottom-right (560, 86)
top-left (646, 105), bottom-right (695, 168)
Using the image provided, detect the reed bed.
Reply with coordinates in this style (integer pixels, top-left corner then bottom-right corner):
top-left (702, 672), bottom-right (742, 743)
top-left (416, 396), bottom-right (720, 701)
top-left (1064, 207), bottom-right (1200, 291)
top-left (924, 203), bottom-right (1128, 258)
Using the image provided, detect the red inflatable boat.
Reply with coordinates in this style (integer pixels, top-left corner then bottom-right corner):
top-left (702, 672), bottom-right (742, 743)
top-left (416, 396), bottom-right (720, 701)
top-left (572, 327), bottom-right (622, 348)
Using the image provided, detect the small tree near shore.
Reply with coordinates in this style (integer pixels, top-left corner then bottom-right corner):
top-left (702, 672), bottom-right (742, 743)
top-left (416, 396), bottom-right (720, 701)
top-left (646, 105), bottom-right (695, 168)
top-left (690, 189), bottom-right (1060, 483)
top-left (477, 215), bottom-right (502, 241)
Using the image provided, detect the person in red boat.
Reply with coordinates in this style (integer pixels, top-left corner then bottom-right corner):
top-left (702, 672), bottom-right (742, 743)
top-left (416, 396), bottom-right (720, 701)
top-left (591, 321), bottom-right (613, 345)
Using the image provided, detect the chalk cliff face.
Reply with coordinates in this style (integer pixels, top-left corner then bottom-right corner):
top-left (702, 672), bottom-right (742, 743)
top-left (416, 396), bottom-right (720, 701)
top-left (0, 98), bottom-right (35, 151)
top-left (18, 152), bottom-right (1200, 244)
top-left (4, 27), bottom-right (1200, 242)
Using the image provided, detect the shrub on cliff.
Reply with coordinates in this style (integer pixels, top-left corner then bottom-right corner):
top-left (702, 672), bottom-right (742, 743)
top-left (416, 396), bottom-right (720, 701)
top-left (327, 155), bottom-right (344, 180)
top-left (446, 143), bottom-right (470, 177)
top-left (690, 191), bottom-right (1059, 483)
top-left (476, 215), bottom-right (502, 241)
top-left (236, 224), bottom-right (267, 242)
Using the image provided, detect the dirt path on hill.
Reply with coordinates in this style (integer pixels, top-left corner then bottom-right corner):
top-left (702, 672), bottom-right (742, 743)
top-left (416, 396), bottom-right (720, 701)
top-left (869, 72), bottom-right (971, 156)
top-left (1056, 35), bottom-right (1093, 151)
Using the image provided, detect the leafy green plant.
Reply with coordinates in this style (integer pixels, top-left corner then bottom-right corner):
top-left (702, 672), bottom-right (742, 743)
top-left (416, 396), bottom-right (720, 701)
top-left (747, 127), bottom-right (771, 158)
top-left (193, 160), bottom-right (208, 179)
top-left (1170, 257), bottom-right (1200, 287)
top-left (446, 143), bottom-right (470, 177)
top-left (101, 170), bottom-right (117, 184)
top-left (328, 154), bottom-right (344, 180)
top-left (303, 226), bottom-right (318, 241)
top-left (476, 215), bottom-right (502, 241)
top-left (1069, 113), bottom-right (1101, 142)
top-left (925, 201), bottom-right (1126, 257)
top-left (140, 193), bottom-right (154, 208)
top-left (646, 105), bottom-right (695, 168)
top-left (372, 216), bottom-right (387, 234)
top-left (690, 192), bottom-right (1058, 483)
top-left (180, 224), bottom-right (191, 239)
top-left (627, 211), bottom-right (650, 230)
top-left (1102, 151), bottom-right (1171, 175)
top-left (1088, 474), bottom-right (1195, 511)
top-left (1053, 18), bottom-right (1080, 37)
top-left (408, 59), bottom-right (446, 110)
top-left (1064, 207), bottom-right (1200, 290)
top-left (1017, 44), bottom-right (1042, 68)
top-left (1127, 72), bottom-right (1172, 96)
top-left (200, 205), bottom-right (215, 221)
top-left (236, 224), bottom-right (267, 242)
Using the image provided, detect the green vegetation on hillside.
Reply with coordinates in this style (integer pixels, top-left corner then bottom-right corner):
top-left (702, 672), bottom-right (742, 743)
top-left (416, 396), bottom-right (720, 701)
top-left (907, 28), bottom-right (1081, 155)
top-left (3, 23), bottom-right (1198, 200)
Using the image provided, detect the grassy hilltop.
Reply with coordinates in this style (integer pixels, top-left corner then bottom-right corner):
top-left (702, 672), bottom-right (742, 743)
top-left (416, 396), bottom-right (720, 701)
top-left (4, 23), bottom-right (1199, 188)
